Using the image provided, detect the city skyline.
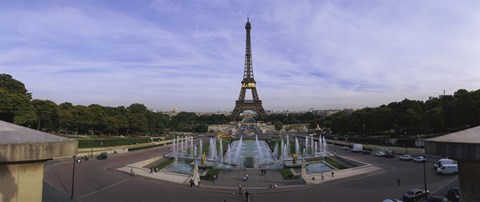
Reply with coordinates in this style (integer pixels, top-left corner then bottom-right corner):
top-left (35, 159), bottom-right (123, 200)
top-left (1, 0), bottom-right (479, 112)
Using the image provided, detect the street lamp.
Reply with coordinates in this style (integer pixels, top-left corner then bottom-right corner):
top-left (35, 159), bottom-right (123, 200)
top-left (423, 160), bottom-right (428, 200)
top-left (71, 155), bottom-right (76, 199)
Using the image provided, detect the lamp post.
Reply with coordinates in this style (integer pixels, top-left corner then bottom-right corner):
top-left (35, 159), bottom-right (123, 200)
top-left (71, 155), bottom-right (76, 200)
top-left (423, 161), bottom-right (428, 200)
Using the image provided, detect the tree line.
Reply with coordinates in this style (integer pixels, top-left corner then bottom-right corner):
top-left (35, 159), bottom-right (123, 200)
top-left (259, 90), bottom-right (480, 136)
top-left (321, 89), bottom-right (480, 136)
top-left (2, 73), bottom-right (480, 136)
top-left (0, 74), bottom-right (229, 135)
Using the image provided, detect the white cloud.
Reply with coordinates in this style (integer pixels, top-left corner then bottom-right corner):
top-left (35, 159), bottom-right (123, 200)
top-left (1, 0), bottom-right (479, 112)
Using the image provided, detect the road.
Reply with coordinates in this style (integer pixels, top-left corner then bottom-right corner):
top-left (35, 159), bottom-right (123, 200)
top-left (43, 142), bottom-right (458, 202)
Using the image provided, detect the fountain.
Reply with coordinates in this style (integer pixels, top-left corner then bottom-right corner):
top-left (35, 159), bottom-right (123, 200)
top-left (310, 134), bottom-right (314, 155)
top-left (255, 135), bottom-right (264, 163)
top-left (233, 136), bottom-right (243, 164)
top-left (273, 143), bottom-right (278, 160)
top-left (190, 137), bottom-right (194, 156)
top-left (286, 134), bottom-right (290, 157)
top-left (226, 145), bottom-right (231, 165)
top-left (172, 138), bottom-right (176, 157)
top-left (322, 136), bottom-right (327, 156)
top-left (199, 139), bottom-right (203, 159)
top-left (163, 130), bottom-right (333, 178)
top-left (209, 138), bottom-right (217, 160)
top-left (219, 138), bottom-right (223, 163)
top-left (280, 138), bottom-right (285, 159)
top-left (305, 135), bottom-right (309, 156)
top-left (180, 137), bottom-right (184, 156)
top-left (295, 137), bottom-right (300, 156)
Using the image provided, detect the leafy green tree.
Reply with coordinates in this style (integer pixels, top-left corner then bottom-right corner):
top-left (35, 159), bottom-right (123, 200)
top-left (105, 116), bottom-right (120, 135)
top-left (0, 74), bottom-right (37, 125)
top-left (194, 124), bottom-right (208, 132)
top-left (127, 103), bottom-right (147, 114)
top-left (32, 99), bottom-right (58, 130)
top-left (274, 121), bottom-right (284, 131)
top-left (127, 113), bottom-right (147, 135)
top-left (422, 107), bottom-right (445, 132)
top-left (71, 105), bottom-right (93, 134)
top-left (88, 104), bottom-right (107, 134)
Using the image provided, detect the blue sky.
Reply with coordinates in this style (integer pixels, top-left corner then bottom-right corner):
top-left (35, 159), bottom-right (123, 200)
top-left (1, 0), bottom-right (480, 112)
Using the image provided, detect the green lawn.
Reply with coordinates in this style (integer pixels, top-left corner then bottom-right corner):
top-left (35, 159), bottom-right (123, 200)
top-left (325, 158), bottom-right (348, 170)
top-left (280, 168), bottom-right (300, 180)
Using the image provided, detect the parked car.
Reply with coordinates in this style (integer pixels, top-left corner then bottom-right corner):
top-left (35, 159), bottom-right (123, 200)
top-left (445, 187), bottom-right (460, 202)
top-left (97, 152), bottom-right (108, 160)
top-left (413, 156), bottom-right (427, 163)
top-left (384, 151), bottom-right (395, 158)
top-left (403, 188), bottom-right (429, 202)
top-left (427, 195), bottom-right (448, 202)
top-left (362, 149), bottom-right (371, 154)
top-left (400, 154), bottom-right (413, 161)
top-left (375, 151), bottom-right (385, 157)
top-left (382, 199), bottom-right (402, 202)
top-left (382, 199), bottom-right (403, 202)
top-left (342, 146), bottom-right (350, 150)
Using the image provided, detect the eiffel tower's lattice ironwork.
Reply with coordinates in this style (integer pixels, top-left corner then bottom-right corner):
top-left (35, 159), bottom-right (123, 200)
top-left (231, 19), bottom-right (267, 121)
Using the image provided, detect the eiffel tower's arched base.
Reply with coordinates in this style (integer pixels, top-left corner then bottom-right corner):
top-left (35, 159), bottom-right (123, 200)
top-left (231, 101), bottom-right (266, 121)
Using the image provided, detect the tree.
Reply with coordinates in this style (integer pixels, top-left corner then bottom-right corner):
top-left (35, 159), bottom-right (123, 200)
top-left (32, 99), bottom-right (58, 130)
top-left (71, 105), bottom-right (93, 135)
top-left (127, 103), bottom-right (147, 114)
top-left (194, 124), bottom-right (208, 133)
top-left (127, 113), bottom-right (147, 135)
top-left (0, 74), bottom-right (36, 125)
top-left (274, 121), bottom-right (283, 131)
top-left (88, 104), bottom-right (107, 134)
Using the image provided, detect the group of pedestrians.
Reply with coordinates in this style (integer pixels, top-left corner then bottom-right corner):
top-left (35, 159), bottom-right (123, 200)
top-left (76, 156), bottom-right (89, 163)
top-left (149, 167), bottom-right (159, 174)
top-left (237, 185), bottom-right (251, 202)
top-left (243, 173), bottom-right (249, 181)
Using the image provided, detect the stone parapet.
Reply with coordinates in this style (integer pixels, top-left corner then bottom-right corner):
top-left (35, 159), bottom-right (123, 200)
top-left (0, 121), bottom-right (77, 162)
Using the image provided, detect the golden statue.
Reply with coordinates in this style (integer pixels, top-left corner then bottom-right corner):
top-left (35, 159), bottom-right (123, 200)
top-left (201, 152), bottom-right (206, 165)
top-left (292, 153), bottom-right (298, 164)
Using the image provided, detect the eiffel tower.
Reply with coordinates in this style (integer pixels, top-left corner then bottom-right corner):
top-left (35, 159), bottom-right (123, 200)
top-left (231, 18), bottom-right (267, 121)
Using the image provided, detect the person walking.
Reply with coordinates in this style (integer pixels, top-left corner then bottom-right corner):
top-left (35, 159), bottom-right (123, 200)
top-left (331, 170), bottom-right (335, 177)
top-left (321, 172), bottom-right (324, 180)
top-left (397, 177), bottom-right (401, 186)
top-left (238, 185), bottom-right (242, 194)
top-left (245, 190), bottom-right (250, 202)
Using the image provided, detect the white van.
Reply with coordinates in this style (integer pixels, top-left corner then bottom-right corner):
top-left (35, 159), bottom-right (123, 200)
top-left (434, 158), bottom-right (456, 170)
top-left (351, 144), bottom-right (363, 152)
top-left (437, 164), bottom-right (458, 174)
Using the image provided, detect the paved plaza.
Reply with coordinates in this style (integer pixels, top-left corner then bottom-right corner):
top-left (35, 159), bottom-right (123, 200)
top-left (43, 142), bottom-right (460, 202)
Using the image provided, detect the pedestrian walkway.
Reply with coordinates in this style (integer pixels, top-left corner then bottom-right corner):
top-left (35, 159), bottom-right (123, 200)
top-left (117, 158), bottom-right (382, 190)
top-left (117, 166), bottom-right (191, 184)
top-left (302, 164), bottom-right (382, 185)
